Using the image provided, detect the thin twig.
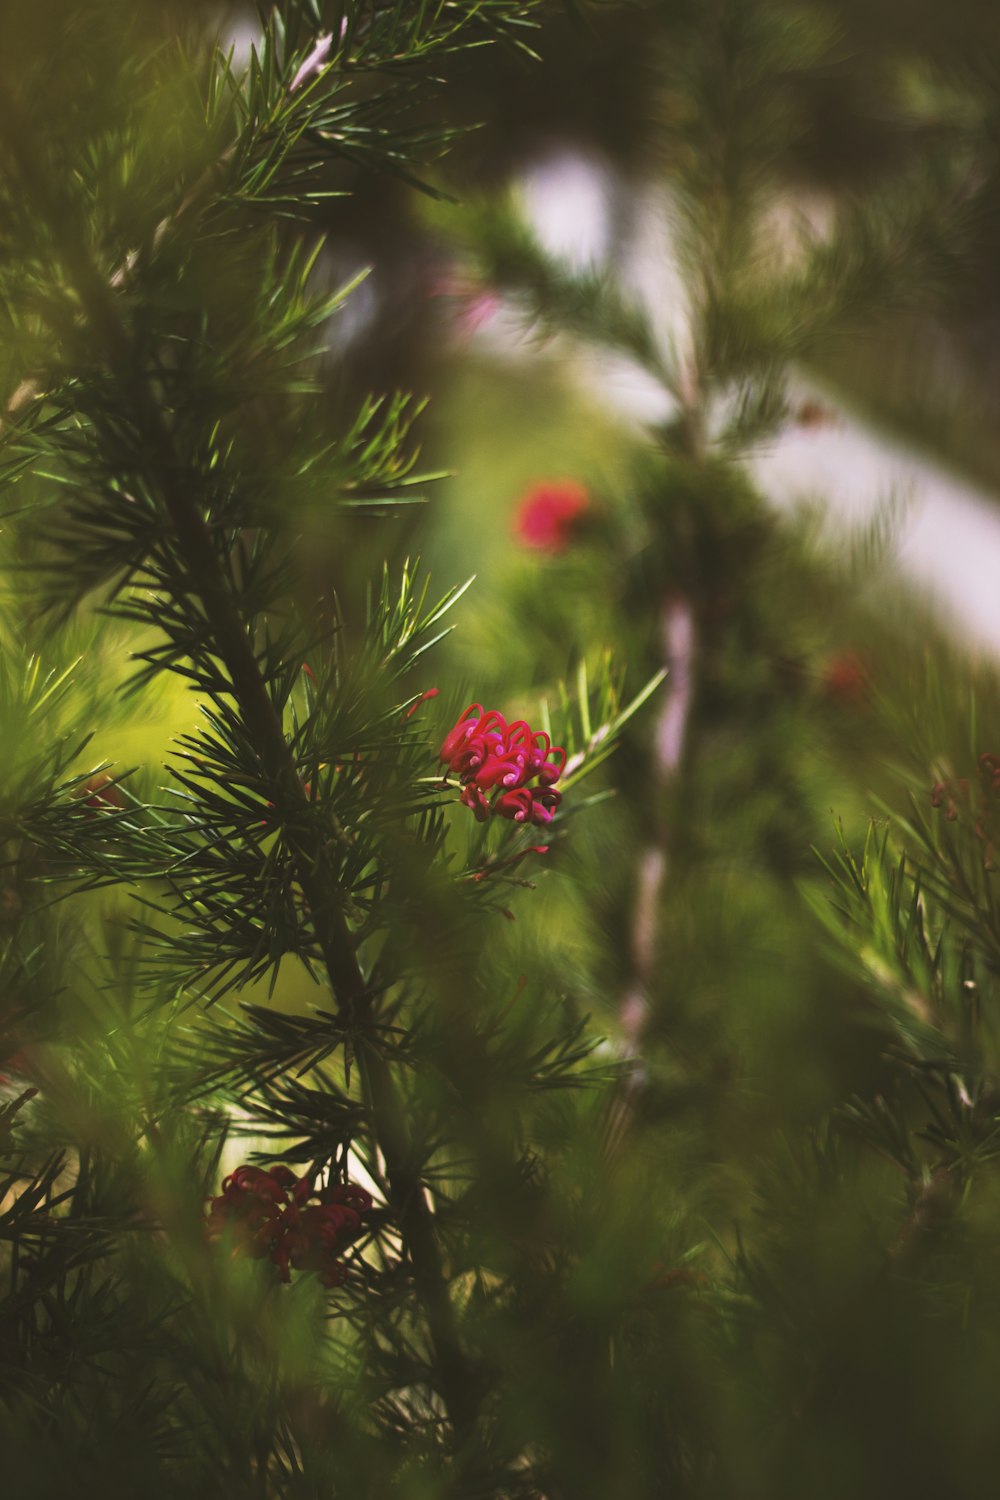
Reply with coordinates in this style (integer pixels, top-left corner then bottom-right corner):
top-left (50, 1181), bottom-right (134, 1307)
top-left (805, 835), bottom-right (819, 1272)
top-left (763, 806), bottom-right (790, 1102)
top-left (620, 595), bottom-right (696, 1050)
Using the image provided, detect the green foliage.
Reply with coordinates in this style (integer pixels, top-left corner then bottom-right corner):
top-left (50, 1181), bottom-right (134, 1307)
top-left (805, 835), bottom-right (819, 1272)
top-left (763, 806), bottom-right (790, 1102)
top-left (412, 0), bottom-right (1000, 1492)
top-left (0, 3), bottom-right (668, 1494)
top-left (3, 0), bottom-right (1000, 1495)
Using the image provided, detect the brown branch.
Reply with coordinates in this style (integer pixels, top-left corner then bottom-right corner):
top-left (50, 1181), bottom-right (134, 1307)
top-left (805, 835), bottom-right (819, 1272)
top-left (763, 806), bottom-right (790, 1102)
top-left (620, 595), bottom-right (696, 1050)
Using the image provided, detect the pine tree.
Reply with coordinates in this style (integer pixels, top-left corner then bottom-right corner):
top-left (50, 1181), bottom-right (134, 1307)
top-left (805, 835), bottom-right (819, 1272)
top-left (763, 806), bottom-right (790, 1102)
top-left (0, 4), bottom-right (658, 1494)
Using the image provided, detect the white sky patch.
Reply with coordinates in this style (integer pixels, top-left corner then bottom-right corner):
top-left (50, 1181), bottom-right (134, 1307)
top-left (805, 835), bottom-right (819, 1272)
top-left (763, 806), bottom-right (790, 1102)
top-left (519, 148), bottom-right (614, 272)
top-left (514, 149), bottom-right (1000, 657)
top-left (619, 184), bottom-right (695, 394)
top-left (751, 389), bottom-right (1000, 654)
top-left (221, 15), bottom-right (259, 71)
top-left (576, 347), bottom-right (676, 426)
top-left (319, 256), bottom-right (378, 355)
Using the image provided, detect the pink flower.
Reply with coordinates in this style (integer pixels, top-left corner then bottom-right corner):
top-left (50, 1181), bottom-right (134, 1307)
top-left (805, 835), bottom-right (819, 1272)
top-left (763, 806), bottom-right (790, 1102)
top-left (525, 730), bottom-right (565, 785)
top-left (440, 704), bottom-right (506, 780)
top-left (474, 722), bottom-right (532, 789)
top-left (512, 479), bottom-right (590, 553)
top-left (496, 785), bottom-right (561, 826)
top-left (440, 706), bottom-right (566, 828)
top-left (457, 290), bottom-right (500, 334)
top-left (528, 786), bottom-right (562, 825)
top-left (495, 787), bottom-right (534, 824)
top-left (425, 266), bottom-right (500, 336)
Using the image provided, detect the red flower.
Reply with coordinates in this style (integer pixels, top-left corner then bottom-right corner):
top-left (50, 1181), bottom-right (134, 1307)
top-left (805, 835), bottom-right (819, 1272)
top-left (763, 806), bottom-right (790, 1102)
top-left (494, 787), bottom-right (534, 824)
top-left (529, 786), bottom-right (562, 825)
top-left (525, 730), bottom-right (565, 786)
top-left (512, 479), bottom-right (590, 553)
top-left (205, 1166), bottom-right (288, 1263)
top-left (794, 398), bottom-right (840, 430)
top-left (821, 651), bottom-right (867, 705)
top-left (441, 705), bottom-right (566, 828)
top-left (440, 704), bottom-right (506, 781)
top-left (979, 752), bottom-right (1000, 794)
top-left (496, 785), bottom-right (562, 826)
top-left (73, 772), bottom-right (127, 814)
top-left (474, 721), bottom-right (533, 790)
top-left (206, 1164), bottom-right (372, 1288)
top-left (459, 782), bottom-right (493, 822)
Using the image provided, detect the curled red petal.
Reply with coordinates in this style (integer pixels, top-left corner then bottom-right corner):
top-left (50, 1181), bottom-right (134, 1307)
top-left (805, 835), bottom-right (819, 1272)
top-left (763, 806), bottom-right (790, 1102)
top-left (495, 788), bottom-right (534, 823)
top-left (460, 783), bottom-right (493, 822)
top-left (405, 687), bottom-right (440, 719)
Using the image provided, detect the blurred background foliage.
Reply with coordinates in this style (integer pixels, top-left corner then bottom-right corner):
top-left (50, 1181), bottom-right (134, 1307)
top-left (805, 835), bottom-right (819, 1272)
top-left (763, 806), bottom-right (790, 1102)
top-left (5, 0), bottom-right (1000, 1495)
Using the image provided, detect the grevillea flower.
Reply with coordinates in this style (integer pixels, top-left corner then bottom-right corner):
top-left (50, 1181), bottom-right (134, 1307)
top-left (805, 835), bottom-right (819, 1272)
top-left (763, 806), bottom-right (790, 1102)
top-left (930, 753), bottom-right (1000, 868)
top-left (512, 479), bottom-right (590, 553)
top-left (494, 787), bottom-right (533, 823)
top-left (495, 785), bottom-right (562, 826)
top-left (440, 705), bottom-right (507, 781)
top-left (441, 705), bottom-right (566, 828)
top-left (460, 782), bottom-right (493, 822)
top-left (821, 651), bottom-right (868, 705)
top-left (526, 731), bottom-right (565, 786)
top-left (206, 1164), bottom-right (372, 1289)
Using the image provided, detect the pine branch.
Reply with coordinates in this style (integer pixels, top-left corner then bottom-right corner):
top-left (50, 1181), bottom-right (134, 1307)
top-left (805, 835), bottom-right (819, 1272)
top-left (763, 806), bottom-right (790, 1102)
top-left (0, 80), bottom-right (481, 1442)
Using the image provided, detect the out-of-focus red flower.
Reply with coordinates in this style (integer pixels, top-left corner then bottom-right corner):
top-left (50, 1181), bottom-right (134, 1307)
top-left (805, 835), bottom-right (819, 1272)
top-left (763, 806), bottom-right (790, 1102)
top-left (793, 397), bottom-right (841, 430)
top-left (425, 266), bottom-right (500, 336)
top-left (0, 888), bottom-right (22, 924)
top-left (206, 1163), bottom-right (372, 1289)
top-left (821, 651), bottom-right (868, 705)
top-left (979, 751), bottom-right (1000, 793)
top-left (440, 705), bottom-right (566, 828)
top-left (73, 772), bottom-right (127, 814)
top-left (648, 1260), bottom-right (710, 1293)
top-left (930, 754), bottom-right (1000, 867)
top-left (512, 479), bottom-right (590, 553)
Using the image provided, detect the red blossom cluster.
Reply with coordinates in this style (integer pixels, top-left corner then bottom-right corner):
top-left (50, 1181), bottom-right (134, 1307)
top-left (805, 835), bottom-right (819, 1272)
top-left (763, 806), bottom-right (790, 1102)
top-left (205, 1164), bottom-right (372, 1287)
top-left (821, 650), bottom-right (868, 706)
top-left (930, 775), bottom-right (968, 823)
top-left (931, 752), bottom-right (1000, 868)
top-left (440, 705), bottom-right (566, 827)
top-left (512, 479), bottom-right (590, 553)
